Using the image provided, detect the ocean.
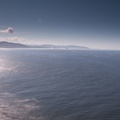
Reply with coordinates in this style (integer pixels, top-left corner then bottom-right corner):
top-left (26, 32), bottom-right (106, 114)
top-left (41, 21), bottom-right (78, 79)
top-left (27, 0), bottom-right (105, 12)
top-left (0, 49), bottom-right (120, 120)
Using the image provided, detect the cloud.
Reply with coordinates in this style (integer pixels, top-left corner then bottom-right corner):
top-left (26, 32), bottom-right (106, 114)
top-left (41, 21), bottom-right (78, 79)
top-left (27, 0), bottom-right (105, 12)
top-left (0, 27), bottom-right (14, 33)
top-left (6, 36), bottom-right (24, 42)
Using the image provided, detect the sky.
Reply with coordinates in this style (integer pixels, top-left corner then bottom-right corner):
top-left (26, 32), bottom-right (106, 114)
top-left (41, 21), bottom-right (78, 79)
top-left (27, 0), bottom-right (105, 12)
top-left (0, 0), bottom-right (120, 49)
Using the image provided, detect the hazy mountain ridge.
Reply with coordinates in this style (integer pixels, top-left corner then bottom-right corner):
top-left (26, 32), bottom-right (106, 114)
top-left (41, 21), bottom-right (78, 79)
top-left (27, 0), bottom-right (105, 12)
top-left (0, 41), bottom-right (90, 49)
top-left (31, 44), bottom-right (90, 49)
top-left (0, 41), bottom-right (29, 48)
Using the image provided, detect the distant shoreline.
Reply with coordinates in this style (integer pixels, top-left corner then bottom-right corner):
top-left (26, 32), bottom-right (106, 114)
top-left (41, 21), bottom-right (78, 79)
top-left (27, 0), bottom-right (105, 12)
top-left (0, 41), bottom-right (90, 50)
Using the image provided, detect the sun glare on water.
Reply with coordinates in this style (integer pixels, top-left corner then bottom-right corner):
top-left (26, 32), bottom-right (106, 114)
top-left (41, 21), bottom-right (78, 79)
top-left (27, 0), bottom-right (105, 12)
top-left (0, 55), bottom-right (20, 78)
top-left (0, 56), bottom-right (41, 120)
top-left (0, 59), bottom-right (15, 72)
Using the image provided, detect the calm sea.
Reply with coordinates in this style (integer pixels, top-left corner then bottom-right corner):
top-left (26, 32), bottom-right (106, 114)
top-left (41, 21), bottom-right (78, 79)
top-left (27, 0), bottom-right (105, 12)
top-left (0, 49), bottom-right (120, 120)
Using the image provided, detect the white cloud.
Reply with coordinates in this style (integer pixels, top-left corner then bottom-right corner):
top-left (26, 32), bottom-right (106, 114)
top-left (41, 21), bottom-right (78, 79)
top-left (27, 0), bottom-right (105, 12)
top-left (0, 36), bottom-right (24, 43)
top-left (0, 27), bottom-right (14, 33)
top-left (6, 36), bottom-right (24, 42)
top-left (0, 36), bottom-right (40, 45)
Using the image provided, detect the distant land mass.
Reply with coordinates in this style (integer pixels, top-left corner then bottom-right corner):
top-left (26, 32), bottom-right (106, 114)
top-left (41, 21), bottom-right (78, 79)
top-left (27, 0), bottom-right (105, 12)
top-left (0, 41), bottom-right (90, 49)
top-left (0, 41), bottom-right (29, 48)
top-left (31, 44), bottom-right (90, 49)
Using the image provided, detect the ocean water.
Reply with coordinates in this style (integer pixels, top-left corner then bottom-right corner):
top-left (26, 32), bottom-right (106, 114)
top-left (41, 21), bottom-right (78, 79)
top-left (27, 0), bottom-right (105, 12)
top-left (0, 49), bottom-right (120, 120)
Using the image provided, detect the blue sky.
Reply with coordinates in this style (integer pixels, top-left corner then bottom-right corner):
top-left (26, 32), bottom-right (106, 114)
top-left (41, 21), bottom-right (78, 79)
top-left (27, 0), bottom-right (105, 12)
top-left (0, 0), bottom-right (120, 49)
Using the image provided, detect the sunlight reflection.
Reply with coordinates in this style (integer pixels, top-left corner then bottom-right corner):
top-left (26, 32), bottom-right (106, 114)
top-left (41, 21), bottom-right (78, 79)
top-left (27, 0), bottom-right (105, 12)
top-left (0, 92), bottom-right (41, 120)
top-left (0, 56), bottom-right (21, 79)
top-left (0, 59), bottom-right (14, 72)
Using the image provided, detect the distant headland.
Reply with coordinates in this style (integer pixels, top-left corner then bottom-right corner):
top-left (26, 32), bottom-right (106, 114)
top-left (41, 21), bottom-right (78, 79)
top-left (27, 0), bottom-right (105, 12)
top-left (0, 41), bottom-right (90, 50)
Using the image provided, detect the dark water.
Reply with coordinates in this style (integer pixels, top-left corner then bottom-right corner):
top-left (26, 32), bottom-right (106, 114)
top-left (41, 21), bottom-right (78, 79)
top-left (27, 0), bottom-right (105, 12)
top-left (0, 49), bottom-right (120, 120)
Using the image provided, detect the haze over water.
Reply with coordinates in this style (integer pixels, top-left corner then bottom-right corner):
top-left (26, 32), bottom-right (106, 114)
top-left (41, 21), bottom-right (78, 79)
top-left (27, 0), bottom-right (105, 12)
top-left (0, 49), bottom-right (120, 120)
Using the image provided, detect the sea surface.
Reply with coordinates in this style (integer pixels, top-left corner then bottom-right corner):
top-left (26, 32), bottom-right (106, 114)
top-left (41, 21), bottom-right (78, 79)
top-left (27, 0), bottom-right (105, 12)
top-left (0, 49), bottom-right (120, 120)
